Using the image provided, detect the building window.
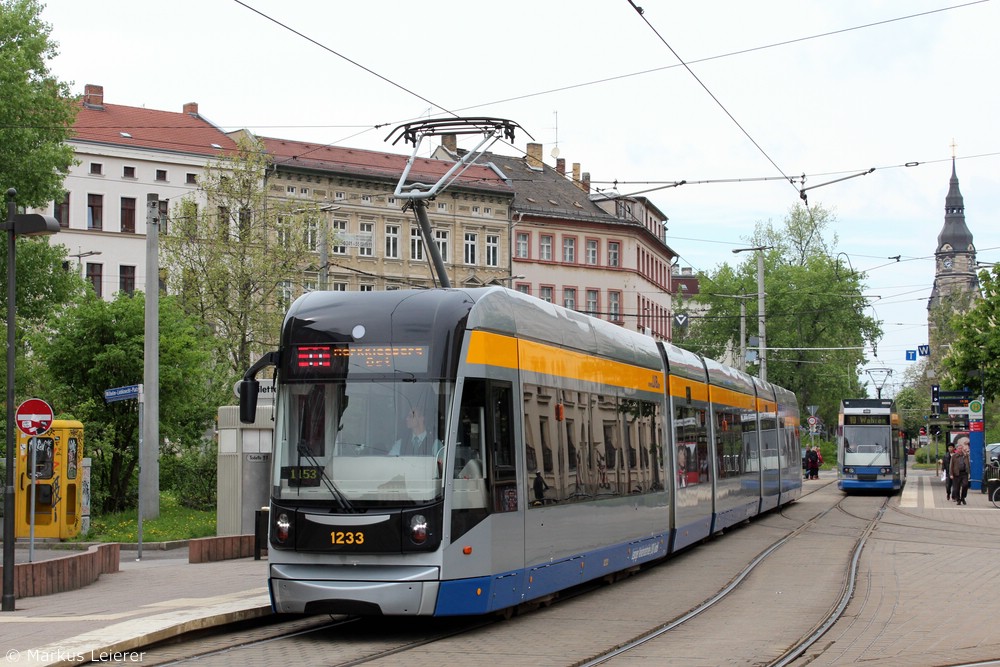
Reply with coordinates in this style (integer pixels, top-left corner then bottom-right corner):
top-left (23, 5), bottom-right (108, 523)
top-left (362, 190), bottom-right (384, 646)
top-left (437, 202), bottom-right (447, 212)
top-left (563, 287), bottom-right (576, 310)
top-left (286, 185), bottom-right (296, 195)
top-left (484, 207), bottom-right (492, 216)
top-left (359, 284), bottom-right (374, 292)
top-left (122, 166), bottom-right (135, 179)
top-left (300, 187), bottom-right (309, 196)
top-left (361, 194), bottom-right (372, 204)
top-left (563, 237), bottom-right (576, 263)
top-left (516, 283), bottom-right (530, 295)
top-left (608, 241), bottom-right (620, 268)
top-left (586, 289), bottom-right (599, 315)
top-left (464, 232), bottom-right (477, 265)
top-left (87, 194), bottom-right (103, 230)
top-left (410, 227), bottom-right (424, 261)
top-left (385, 224), bottom-right (399, 259)
top-left (186, 173), bottom-right (197, 184)
top-left (332, 282), bottom-right (348, 292)
top-left (540, 235), bottom-right (553, 261)
top-left (435, 230), bottom-right (449, 262)
top-left (586, 239), bottom-right (598, 265)
top-left (86, 263), bottom-right (102, 298)
top-left (303, 272), bottom-right (318, 293)
top-left (120, 197), bottom-right (136, 234)
top-left (540, 286), bottom-right (553, 303)
top-left (89, 162), bottom-right (103, 175)
top-left (155, 169), bottom-right (167, 182)
top-left (485, 234), bottom-right (499, 267)
top-left (331, 219), bottom-right (347, 255)
top-left (54, 192), bottom-right (69, 228)
top-left (335, 191), bottom-right (346, 200)
top-left (387, 197), bottom-right (397, 206)
top-left (119, 265), bottom-right (136, 295)
top-left (609, 291), bottom-right (621, 321)
top-left (516, 232), bottom-right (529, 259)
top-left (304, 219), bottom-right (319, 251)
top-left (278, 281), bottom-right (293, 310)
top-left (359, 222), bottom-right (374, 257)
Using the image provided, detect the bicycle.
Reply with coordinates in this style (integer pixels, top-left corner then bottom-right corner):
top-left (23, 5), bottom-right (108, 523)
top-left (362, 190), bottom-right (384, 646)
top-left (992, 482), bottom-right (1000, 509)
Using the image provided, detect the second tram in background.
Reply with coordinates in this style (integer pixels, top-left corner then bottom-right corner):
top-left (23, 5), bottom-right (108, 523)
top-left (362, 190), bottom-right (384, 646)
top-left (837, 398), bottom-right (907, 493)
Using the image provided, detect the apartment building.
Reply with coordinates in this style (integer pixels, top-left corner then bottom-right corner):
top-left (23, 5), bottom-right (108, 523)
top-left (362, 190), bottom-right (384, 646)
top-left (36, 84), bottom-right (239, 298)
top-left (253, 134), bottom-right (516, 293)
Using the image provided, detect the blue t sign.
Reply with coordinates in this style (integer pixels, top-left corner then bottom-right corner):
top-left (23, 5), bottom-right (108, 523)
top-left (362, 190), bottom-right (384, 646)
top-left (905, 350), bottom-right (917, 361)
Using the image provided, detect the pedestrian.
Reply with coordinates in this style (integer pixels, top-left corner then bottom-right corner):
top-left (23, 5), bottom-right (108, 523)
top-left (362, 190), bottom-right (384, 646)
top-left (941, 443), bottom-right (954, 500)
top-left (814, 446), bottom-right (823, 479)
top-left (533, 470), bottom-right (549, 504)
top-left (949, 440), bottom-right (970, 505)
top-left (805, 446), bottom-right (819, 480)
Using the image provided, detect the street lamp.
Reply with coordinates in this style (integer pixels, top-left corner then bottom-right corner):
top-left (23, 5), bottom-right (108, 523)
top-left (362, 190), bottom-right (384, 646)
top-left (293, 204), bottom-right (340, 290)
top-left (732, 246), bottom-right (772, 382)
top-left (3, 188), bottom-right (60, 612)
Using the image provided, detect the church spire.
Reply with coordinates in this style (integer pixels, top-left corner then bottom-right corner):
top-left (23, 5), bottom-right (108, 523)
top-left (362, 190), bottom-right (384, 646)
top-left (937, 158), bottom-right (974, 252)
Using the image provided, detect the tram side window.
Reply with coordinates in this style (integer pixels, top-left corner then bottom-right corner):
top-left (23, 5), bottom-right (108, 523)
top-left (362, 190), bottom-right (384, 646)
top-left (674, 402), bottom-right (708, 487)
top-left (714, 407), bottom-right (743, 479)
top-left (490, 382), bottom-right (517, 512)
top-left (452, 380), bottom-right (493, 539)
top-left (297, 385), bottom-right (326, 457)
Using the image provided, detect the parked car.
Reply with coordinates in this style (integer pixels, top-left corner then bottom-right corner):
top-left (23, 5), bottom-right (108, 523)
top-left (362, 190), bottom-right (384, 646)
top-left (986, 442), bottom-right (1000, 463)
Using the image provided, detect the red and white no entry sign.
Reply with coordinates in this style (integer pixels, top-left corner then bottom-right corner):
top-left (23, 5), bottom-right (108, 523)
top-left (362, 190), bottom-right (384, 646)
top-left (15, 398), bottom-right (54, 436)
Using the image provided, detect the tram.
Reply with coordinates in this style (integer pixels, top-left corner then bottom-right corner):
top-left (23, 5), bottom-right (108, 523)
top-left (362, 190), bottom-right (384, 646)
top-left (836, 398), bottom-right (907, 492)
top-left (239, 287), bottom-right (802, 616)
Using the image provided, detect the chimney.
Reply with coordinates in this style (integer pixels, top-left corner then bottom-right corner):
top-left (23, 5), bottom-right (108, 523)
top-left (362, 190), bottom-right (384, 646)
top-left (572, 162), bottom-right (581, 186)
top-left (581, 172), bottom-right (591, 193)
top-left (526, 142), bottom-right (543, 170)
top-left (556, 158), bottom-right (565, 175)
top-left (83, 84), bottom-right (104, 109)
top-left (441, 133), bottom-right (457, 153)
top-left (183, 102), bottom-right (199, 116)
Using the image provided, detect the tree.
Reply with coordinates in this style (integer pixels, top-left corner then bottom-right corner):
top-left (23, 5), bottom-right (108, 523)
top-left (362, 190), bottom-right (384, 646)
top-left (0, 0), bottom-right (77, 207)
top-left (681, 204), bottom-right (880, 428)
top-left (34, 291), bottom-right (228, 513)
top-left (160, 133), bottom-right (317, 378)
top-left (944, 264), bottom-right (1000, 401)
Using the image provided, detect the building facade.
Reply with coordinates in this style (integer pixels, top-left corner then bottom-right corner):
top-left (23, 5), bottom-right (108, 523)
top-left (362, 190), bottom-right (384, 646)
top-left (35, 84), bottom-right (238, 299)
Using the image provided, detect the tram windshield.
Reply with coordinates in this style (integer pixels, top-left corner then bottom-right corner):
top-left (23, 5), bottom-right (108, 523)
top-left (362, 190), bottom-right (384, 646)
top-left (842, 426), bottom-right (891, 466)
top-left (272, 379), bottom-right (452, 507)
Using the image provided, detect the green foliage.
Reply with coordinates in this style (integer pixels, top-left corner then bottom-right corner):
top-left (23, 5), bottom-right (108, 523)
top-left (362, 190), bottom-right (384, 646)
top-left (943, 264), bottom-right (1000, 401)
top-left (161, 133), bottom-right (317, 377)
top-left (0, 0), bottom-right (78, 207)
top-left (32, 291), bottom-right (229, 513)
top-left (678, 204), bottom-right (880, 427)
top-left (78, 492), bottom-right (216, 543)
top-left (161, 441), bottom-right (218, 511)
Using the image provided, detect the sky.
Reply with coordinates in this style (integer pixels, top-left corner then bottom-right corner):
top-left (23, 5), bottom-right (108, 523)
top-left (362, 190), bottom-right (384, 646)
top-left (36, 0), bottom-right (1000, 397)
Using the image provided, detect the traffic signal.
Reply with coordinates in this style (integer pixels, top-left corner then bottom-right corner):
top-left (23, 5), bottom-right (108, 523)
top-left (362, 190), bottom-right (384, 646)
top-left (931, 384), bottom-right (940, 404)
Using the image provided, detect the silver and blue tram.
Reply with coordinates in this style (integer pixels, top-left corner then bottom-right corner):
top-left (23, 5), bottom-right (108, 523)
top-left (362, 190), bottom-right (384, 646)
top-left (240, 287), bottom-right (803, 616)
top-left (837, 398), bottom-right (907, 492)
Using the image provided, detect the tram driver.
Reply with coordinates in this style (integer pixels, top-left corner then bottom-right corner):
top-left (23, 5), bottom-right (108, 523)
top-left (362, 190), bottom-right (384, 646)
top-left (390, 409), bottom-right (443, 457)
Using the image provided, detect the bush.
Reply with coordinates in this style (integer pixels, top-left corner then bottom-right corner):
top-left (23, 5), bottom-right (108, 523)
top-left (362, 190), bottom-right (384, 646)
top-left (160, 441), bottom-right (218, 511)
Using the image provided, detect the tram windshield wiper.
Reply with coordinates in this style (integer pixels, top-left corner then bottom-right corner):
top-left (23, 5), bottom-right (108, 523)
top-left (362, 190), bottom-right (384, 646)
top-left (296, 443), bottom-right (356, 512)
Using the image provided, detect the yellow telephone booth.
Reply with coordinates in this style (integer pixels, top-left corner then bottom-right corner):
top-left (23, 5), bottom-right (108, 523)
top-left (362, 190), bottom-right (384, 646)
top-left (15, 420), bottom-right (84, 540)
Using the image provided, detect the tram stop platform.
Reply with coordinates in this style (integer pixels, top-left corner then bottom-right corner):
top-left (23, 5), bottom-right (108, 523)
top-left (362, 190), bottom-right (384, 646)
top-left (0, 543), bottom-right (269, 666)
top-left (0, 468), bottom-right (997, 667)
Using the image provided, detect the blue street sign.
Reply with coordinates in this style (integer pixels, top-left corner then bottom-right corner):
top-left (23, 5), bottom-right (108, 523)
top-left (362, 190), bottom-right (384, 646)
top-left (104, 384), bottom-right (140, 403)
top-left (905, 350), bottom-right (916, 361)
top-left (917, 345), bottom-right (930, 356)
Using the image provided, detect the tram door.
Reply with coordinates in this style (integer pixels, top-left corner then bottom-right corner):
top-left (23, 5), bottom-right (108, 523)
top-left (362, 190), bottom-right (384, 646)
top-left (14, 420), bottom-right (84, 539)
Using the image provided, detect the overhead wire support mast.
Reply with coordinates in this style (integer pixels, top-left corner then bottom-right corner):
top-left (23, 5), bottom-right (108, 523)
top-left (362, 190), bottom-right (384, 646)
top-left (798, 168), bottom-right (875, 204)
top-left (386, 117), bottom-right (530, 288)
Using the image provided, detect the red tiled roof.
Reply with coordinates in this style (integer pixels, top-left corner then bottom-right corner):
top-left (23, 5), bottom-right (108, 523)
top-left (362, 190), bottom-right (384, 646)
top-left (72, 103), bottom-right (239, 156)
top-left (259, 136), bottom-right (511, 194)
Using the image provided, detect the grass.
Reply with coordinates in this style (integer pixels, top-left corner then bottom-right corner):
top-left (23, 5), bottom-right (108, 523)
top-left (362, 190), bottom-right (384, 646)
top-left (76, 492), bottom-right (216, 543)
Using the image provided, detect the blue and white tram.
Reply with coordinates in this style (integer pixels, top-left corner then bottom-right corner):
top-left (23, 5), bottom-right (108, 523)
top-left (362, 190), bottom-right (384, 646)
top-left (239, 287), bottom-right (803, 616)
top-left (837, 398), bottom-right (907, 492)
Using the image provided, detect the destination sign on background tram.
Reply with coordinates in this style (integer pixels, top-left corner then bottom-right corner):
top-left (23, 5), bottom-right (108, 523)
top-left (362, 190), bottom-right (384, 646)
top-left (844, 414), bottom-right (890, 426)
top-left (293, 344), bottom-right (429, 375)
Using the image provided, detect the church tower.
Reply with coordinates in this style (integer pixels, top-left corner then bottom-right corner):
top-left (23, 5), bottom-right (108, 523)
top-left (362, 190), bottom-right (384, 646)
top-left (927, 158), bottom-right (979, 354)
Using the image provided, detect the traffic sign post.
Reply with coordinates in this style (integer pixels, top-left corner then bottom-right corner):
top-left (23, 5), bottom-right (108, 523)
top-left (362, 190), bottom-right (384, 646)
top-left (15, 398), bottom-right (54, 563)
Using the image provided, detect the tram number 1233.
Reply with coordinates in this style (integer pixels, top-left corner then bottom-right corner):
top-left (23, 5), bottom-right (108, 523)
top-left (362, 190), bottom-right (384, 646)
top-left (331, 530), bottom-right (365, 545)
top-left (280, 465), bottom-right (322, 487)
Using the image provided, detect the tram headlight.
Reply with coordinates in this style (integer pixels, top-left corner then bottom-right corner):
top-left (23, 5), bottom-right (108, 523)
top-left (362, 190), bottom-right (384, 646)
top-left (844, 467), bottom-right (855, 474)
top-left (275, 512), bottom-right (291, 544)
top-left (409, 514), bottom-right (428, 545)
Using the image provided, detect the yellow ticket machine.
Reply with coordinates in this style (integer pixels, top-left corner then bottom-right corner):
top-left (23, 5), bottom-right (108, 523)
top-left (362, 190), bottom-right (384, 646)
top-left (15, 420), bottom-right (84, 539)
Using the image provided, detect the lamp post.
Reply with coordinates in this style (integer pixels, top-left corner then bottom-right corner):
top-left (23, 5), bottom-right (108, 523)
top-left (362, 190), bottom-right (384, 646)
top-left (295, 204), bottom-right (340, 290)
top-left (3, 188), bottom-right (60, 612)
top-left (732, 246), bottom-right (771, 382)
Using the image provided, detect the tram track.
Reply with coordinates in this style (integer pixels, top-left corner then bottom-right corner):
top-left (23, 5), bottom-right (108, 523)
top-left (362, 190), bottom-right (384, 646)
top-left (138, 486), bottom-right (888, 667)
